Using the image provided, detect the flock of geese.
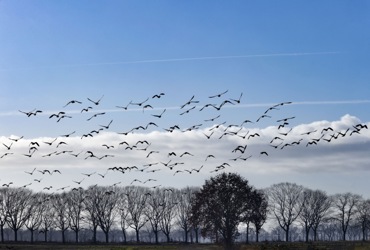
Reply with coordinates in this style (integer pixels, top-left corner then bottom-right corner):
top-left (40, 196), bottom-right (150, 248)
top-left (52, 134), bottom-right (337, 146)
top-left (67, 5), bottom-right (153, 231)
top-left (0, 90), bottom-right (368, 192)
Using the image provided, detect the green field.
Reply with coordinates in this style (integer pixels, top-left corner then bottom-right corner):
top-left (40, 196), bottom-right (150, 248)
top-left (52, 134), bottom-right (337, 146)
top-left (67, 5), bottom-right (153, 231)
top-left (2, 242), bottom-right (370, 250)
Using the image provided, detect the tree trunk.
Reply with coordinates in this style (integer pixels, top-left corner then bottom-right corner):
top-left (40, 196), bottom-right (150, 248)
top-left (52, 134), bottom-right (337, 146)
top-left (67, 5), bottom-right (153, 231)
top-left (363, 226), bottom-right (367, 241)
top-left (245, 223), bottom-right (250, 244)
top-left (75, 230), bottom-right (79, 243)
top-left (154, 230), bottom-right (158, 244)
top-left (195, 227), bottom-right (199, 243)
top-left (105, 231), bottom-right (109, 243)
top-left (313, 226), bottom-right (318, 241)
top-left (44, 230), bottom-right (48, 242)
top-left (184, 225), bottom-right (188, 243)
top-left (62, 230), bottom-right (65, 244)
top-left (1, 224), bottom-right (4, 243)
top-left (135, 228), bottom-right (140, 242)
top-left (285, 225), bottom-right (289, 242)
top-left (28, 229), bottom-right (34, 244)
top-left (93, 226), bottom-right (97, 243)
top-left (305, 222), bottom-right (309, 242)
top-left (121, 228), bottom-right (127, 244)
top-left (165, 233), bottom-right (170, 243)
top-left (14, 228), bottom-right (18, 242)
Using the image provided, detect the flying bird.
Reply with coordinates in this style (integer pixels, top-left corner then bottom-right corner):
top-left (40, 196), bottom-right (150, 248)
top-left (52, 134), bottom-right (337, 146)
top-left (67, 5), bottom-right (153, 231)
top-left (151, 109), bottom-right (166, 118)
top-left (87, 112), bottom-right (106, 121)
top-left (87, 95), bottom-right (104, 105)
top-left (131, 97), bottom-right (149, 106)
top-left (209, 90), bottom-right (228, 98)
top-left (229, 92), bottom-right (243, 104)
top-left (152, 93), bottom-right (165, 99)
top-left (64, 100), bottom-right (82, 107)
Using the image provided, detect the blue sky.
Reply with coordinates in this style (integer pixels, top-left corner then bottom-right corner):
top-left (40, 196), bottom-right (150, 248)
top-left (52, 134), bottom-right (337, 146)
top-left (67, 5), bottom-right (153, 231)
top-left (0, 1), bottom-right (369, 197)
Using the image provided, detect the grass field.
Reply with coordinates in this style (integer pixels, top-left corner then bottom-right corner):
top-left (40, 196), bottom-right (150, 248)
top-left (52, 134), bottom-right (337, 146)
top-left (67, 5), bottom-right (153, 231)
top-left (2, 242), bottom-right (370, 250)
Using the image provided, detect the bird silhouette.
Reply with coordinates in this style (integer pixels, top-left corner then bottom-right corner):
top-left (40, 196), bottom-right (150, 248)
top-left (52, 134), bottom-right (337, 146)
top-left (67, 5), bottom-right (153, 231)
top-left (64, 100), bottom-right (82, 107)
top-left (209, 90), bottom-right (228, 98)
top-left (0, 152), bottom-right (13, 158)
top-left (180, 95), bottom-right (199, 109)
top-left (100, 120), bottom-right (113, 129)
top-left (229, 92), bottom-right (243, 103)
top-left (73, 178), bottom-right (85, 185)
top-left (87, 95), bottom-right (104, 105)
top-left (116, 101), bottom-right (132, 110)
top-left (151, 109), bottom-right (166, 118)
top-left (25, 168), bottom-right (36, 175)
top-left (180, 106), bottom-right (195, 115)
top-left (152, 93), bottom-right (165, 99)
top-left (87, 112), bottom-right (105, 121)
top-left (8, 136), bottom-right (23, 142)
top-left (2, 142), bottom-right (13, 150)
top-left (131, 97), bottom-right (149, 106)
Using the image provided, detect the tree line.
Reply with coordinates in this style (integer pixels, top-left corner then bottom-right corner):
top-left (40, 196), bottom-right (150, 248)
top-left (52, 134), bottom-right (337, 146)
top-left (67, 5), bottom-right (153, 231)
top-left (0, 173), bottom-right (369, 248)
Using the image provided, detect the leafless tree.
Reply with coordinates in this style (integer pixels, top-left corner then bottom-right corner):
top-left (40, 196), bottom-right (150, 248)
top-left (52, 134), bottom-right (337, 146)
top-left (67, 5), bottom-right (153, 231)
top-left (24, 192), bottom-right (44, 243)
top-left (4, 187), bottom-right (34, 241)
top-left (144, 188), bottom-right (164, 244)
top-left (67, 187), bottom-right (85, 242)
top-left (95, 186), bottom-right (119, 243)
top-left (249, 189), bottom-right (268, 242)
top-left (299, 188), bottom-right (332, 242)
top-left (160, 187), bottom-right (177, 243)
top-left (332, 192), bottom-right (361, 241)
top-left (0, 188), bottom-right (9, 243)
top-left (356, 198), bottom-right (370, 241)
top-left (116, 187), bottom-right (130, 244)
top-left (310, 190), bottom-right (332, 241)
top-left (126, 186), bottom-right (148, 242)
top-left (175, 187), bottom-right (197, 244)
top-left (267, 182), bottom-right (304, 242)
top-left (84, 185), bottom-right (99, 243)
top-left (51, 192), bottom-right (70, 243)
top-left (39, 193), bottom-right (54, 242)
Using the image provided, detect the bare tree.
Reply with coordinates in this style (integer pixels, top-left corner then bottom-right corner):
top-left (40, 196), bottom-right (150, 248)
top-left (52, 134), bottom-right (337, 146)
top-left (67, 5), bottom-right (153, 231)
top-left (116, 187), bottom-right (130, 244)
top-left (126, 186), bottom-right (148, 242)
top-left (24, 192), bottom-right (44, 243)
top-left (84, 185), bottom-right (99, 243)
top-left (51, 192), bottom-right (70, 243)
top-left (4, 187), bottom-right (34, 241)
top-left (267, 182), bottom-right (304, 242)
top-left (332, 192), bottom-right (361, 241)
top-left (175, 187), bottom-right (197, 244)
top-left (249, 189), bottom-right (268, 243)
top-left (144, 188), bottom-right (164, 244)
top-left (310, 190), bottom-right (332, 241)
top-left (95, 186), bottom-right (118, 243)
top-left (160, 187), bottom-right (177, 243)
top-left (39, 193), bottom-right (54, 242)
top-left (67, 187), bottom-right (85, 243)
top-left (0, 188), bottom-right (9, 243)
top-left (357, 199), bottom-right (370, 241)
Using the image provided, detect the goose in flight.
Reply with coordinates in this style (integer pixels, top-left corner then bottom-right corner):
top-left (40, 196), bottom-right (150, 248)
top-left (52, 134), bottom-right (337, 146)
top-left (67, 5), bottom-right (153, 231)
top-left (87, 95), bottom-right (104, 105)
top-left (209, 90), bottom-right (228, 98)
top-left (64, 100), bottom-right (82, 107)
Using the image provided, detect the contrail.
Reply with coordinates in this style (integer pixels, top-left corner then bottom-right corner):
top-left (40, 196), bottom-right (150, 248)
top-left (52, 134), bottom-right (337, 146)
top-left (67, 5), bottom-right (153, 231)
top-left (0, 51), bottom-right (342, 71)
top-left (1, 99), bottom-right (369, 117)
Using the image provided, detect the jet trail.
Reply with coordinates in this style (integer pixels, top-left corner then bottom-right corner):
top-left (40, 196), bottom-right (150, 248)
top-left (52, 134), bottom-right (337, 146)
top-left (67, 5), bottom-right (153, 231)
top-left (1, 99), bottom-right (369, 117)
top-left (0, 51), bottom-right (342, 71)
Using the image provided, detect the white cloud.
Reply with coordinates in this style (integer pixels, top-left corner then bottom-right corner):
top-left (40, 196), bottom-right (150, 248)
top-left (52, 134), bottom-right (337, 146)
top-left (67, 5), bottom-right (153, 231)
top-left (0, 114), bottom-right (369, 194)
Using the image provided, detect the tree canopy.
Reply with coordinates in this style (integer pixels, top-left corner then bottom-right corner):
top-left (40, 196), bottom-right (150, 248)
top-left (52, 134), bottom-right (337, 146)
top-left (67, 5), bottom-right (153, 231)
top-left (191, 172), bottom-right (257, 249)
